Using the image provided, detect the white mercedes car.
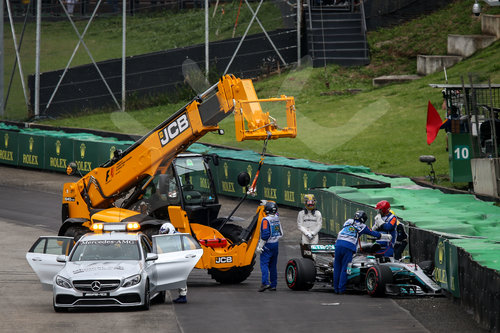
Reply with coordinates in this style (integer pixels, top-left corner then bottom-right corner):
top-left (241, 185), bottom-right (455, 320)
top-left (26, 231), bottom-right (202, 312)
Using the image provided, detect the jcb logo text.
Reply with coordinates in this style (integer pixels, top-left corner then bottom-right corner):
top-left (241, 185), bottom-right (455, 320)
top-left (215, 256), bottom-right (233, 264)
top-left (159, 114), bottom-right (190, 147)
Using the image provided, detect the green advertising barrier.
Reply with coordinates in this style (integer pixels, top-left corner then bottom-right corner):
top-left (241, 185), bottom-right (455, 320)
top-left (310, 187), bottom-right (381, 236)
top-left (97, 141), bottom-right (135, 167)
top-left (72, 139), bottom-right (104, 174)
top-left (0, 130), bottom-right (19, 166)
top-left (44, 136), bottom-right (74, 172)
top-left (18, 132), bottom-right (45, 169)
top-left (434, 237), bottom-right (460, 297)
top-left (448, 133), bottom-right (473, 183)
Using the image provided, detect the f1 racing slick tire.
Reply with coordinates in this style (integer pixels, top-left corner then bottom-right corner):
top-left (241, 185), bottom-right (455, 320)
top-left (417, 260), bottom-right (434, 276)
top-left (366, 265), bottom-right (393, 297)
top-left (285, 257), bottom-right (316, 291)
top-left (208, 223), bottom-right (255, 284)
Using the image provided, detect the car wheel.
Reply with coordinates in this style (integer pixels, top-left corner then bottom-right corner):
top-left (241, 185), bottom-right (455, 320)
top-left (417, 260), bottom-right (434, 276)
top-left (365, 265), bottom-right (393, 297)
top-left (285, 258), bottom-right (316, 291)
top-left (141, 281), bottom-right (151, 310)
top-left (152, 290), bottom-right (166, 304)
top-left (63, 225), bottom-right (88, 241)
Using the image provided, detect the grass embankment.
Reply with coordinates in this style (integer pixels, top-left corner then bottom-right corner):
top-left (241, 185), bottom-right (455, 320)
top-left (9, 0), bottom-right (500, 182)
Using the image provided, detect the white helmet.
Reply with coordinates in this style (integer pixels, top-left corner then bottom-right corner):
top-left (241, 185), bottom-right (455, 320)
top-left (159, 222), bottom-right (176, 235)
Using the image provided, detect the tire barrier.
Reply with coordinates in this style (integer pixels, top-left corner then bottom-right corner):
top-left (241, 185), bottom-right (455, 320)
top-left (409, 227), bottom-right (500, 332)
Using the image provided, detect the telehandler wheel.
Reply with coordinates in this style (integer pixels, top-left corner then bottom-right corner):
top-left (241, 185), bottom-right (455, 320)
top-left (219, 223), bottom-right (243, 243)
top-left (207, 223), bottom-right (254, 284)
top-left (208, 264), bottom-right (254, 284)
top-left (63, 225), bottom-right (88, 241)
top-left (141, 225), bottom-right (160, 240)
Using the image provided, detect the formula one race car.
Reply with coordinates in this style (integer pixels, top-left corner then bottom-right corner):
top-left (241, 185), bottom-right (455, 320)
top-left (285, 238), bottom-right (442, 297)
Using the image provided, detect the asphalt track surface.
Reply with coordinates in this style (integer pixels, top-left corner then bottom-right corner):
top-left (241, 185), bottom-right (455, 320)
top-left (0, 165), bottom-right (488, 333)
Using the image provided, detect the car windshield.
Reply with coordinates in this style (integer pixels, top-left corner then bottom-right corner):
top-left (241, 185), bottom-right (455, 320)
top-left (70, 239), bottom-right (141, 261)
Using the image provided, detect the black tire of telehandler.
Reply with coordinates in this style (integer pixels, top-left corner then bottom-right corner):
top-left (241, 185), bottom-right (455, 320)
top-left (208, 263), bottom-right (255, 284)
top-left (207, 223), bottom-right (253, 284)
top-left (63, 225), bottom-right (89, 241)
top-left (219, 223), bottom-right (243, 244)
top-left (141, 225), bottom-right (160, 241)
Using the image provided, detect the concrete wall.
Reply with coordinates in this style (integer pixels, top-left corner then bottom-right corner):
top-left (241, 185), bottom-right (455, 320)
top-left (481, 14), bottom-right (500, 38)
top-left (447, 34), bottom-right (497, 57)
top-left (416, 55), bottom-right (462, 76)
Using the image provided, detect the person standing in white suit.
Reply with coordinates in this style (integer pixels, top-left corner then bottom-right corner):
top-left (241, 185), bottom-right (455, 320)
top-left (297, 194), bottom-right (322, 258)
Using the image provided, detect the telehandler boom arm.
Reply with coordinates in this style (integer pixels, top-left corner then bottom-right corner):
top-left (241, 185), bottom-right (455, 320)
top-left (62, 75), bottom-right (296, 221)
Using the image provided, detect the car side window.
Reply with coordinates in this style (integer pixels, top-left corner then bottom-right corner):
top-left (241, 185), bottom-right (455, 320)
top-left (140, 236), bottom-right (152, 256)
top-left (155, 235), bottom-right (183, 254)
top-left (29, 237), bottom-right (73, 255)
top-left (30, 238), bottom-right (46, 253)
top-left (182, 235), bottom-right (201, 250)
top-left (46, 238), bottom-right (70, 255)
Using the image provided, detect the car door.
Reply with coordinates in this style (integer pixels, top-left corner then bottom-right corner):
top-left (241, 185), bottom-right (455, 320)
top-left (151, 234), bottom-right (203, 291)
top-left (25, 236), bottom-right (74, 290)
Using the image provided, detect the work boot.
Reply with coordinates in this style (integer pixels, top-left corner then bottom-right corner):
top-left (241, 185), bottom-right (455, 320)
top-left (258, 284), bottom-right (270, 292)
top-left (173, 295), bottom-right (187, 303)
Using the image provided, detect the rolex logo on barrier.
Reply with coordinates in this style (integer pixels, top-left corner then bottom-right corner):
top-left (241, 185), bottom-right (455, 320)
top-left (267, 168), bottom-right (272, 184)
top-left (80, 143), bottom-right (86, 159)
top-left (438, 241), bottom-right (445, 265)
top-left (0, 134), bottom-right (13, 162)
top-left (322, 176), bottom-right (327, 188)
top-left (56, 140), bottom-right (61, 155)
top-left (287, 171), bottom-right (291, 187)
top-left (22, 137), bottom-right (38, 166)
top-left (303, 173), bottom-right (308, 190)
top-left (342, 178), bottom-right (346, 186)
top-left (247, 165), bottom-right (252, 179)
top-left (224, 162), bottom-right (228, 179)
top-left (110, 146), bottom-right (116, 160)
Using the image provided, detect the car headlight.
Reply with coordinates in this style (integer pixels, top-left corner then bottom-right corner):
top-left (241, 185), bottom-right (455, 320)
top-left (55, 275), bottom-right (72, 289)
top-left (122, 274), bottom-right (141, 288)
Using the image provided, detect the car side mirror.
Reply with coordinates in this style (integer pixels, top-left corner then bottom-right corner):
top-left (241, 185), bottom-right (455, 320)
top-left (146, 253), bottom-right (158, 261)
top-left (56, 255), bottom-right (68, 263)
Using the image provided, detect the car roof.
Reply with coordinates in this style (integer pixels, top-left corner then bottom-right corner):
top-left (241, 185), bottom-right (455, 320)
top-left (79, 232), bottom-right (142, 242)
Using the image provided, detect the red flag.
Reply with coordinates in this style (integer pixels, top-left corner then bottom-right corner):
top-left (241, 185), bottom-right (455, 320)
top-left (426, 101), bottom-right (442, 145)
